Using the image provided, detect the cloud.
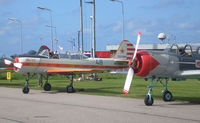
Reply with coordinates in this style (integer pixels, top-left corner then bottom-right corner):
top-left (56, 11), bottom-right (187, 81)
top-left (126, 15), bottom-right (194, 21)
top-left (177, 23), bottom-right (194, 30)
top-left (0, 0), bottom-right (15, 5)
top-left (112, 21), bottom-right (121, 32)
top-left (127, 21), bottom-right (134, 31)
top-left (196, 30), bottom-right (200, 34)
top-left (0, 30), bottom-right (5, 36)
top-left (153, 0), bottom-right (185, 8)
top-left (126, 19), bottom-right (157, 37)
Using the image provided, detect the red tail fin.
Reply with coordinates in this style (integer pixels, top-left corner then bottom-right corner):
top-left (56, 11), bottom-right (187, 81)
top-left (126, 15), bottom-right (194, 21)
top-left (112, 40), bottom-right (135, 60)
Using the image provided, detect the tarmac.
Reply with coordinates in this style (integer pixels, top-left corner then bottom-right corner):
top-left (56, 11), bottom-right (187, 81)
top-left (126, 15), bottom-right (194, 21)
top-left (0, 87), bottom-right (200, 123)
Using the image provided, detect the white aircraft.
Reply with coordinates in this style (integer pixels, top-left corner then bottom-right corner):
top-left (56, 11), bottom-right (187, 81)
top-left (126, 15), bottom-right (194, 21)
top-left (4, 33), bottom-right (141, 94)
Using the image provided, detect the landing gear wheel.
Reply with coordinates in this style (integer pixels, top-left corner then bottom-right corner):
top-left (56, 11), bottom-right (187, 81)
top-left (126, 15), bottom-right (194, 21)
top-left (162, 90), bottom-right (173, 102)
top-left (44, 83), bottom-right (51, 91)
top-left (66, 85), bottom-right (75, 93)
top-left (144, 95), bottom-right (154, 106)
top-left (22, 87), bottom-right (29, 94)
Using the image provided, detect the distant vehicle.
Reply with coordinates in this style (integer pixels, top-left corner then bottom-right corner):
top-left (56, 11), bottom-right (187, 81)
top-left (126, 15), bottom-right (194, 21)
top-left (4, 33), bottom-right (139, 94)
top-left (84, 51), bottom-right (111, 58)
top-left (123, 39), bottom-right (200, 105)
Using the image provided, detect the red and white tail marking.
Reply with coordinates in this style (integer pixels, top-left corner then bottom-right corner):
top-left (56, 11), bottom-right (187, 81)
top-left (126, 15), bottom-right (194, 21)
top-left (112, 40), bottom-right (135, 60)
top-left (126, 42), bottom-right (135, 60)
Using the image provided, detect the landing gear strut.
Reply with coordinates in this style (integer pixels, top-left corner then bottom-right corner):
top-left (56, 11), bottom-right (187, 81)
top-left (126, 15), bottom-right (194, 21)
top-left (144, 77), bottom-right (173, 106)
top-left (38, 74), bottom-right (43, 87)
top-left (22, 73), bottom-right (30, 94)
top-left (43, 75), bottom-right (51, 91)
top-left (160, 78), bottom-right (173, 102)
top-left (66, 75), bottom-right (75, 93)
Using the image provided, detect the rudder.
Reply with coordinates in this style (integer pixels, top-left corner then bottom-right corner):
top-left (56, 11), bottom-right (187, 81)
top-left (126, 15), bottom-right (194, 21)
top-left (112, 40), bottom-right (135, 60)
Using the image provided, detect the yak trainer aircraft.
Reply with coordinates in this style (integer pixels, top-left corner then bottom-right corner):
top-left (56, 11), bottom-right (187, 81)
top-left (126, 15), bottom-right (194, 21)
top-left (123, 40), bottom-right (200, 105)
top-left (4, 32), bottom-right (141, 94)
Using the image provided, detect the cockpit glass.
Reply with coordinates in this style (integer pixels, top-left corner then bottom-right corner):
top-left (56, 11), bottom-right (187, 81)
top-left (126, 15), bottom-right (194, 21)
top-left (38, 49), bottom-right (49, 57)
top-left (59, 53), bottom-right (89, 59)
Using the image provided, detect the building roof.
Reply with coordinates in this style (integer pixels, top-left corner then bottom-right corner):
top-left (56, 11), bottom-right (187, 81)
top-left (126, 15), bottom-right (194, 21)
top-left (106, 43), bottom-right (200, 51)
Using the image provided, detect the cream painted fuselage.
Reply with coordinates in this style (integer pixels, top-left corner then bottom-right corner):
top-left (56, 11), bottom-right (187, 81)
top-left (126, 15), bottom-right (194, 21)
top-left (16, 57), bottom-right (128, 74)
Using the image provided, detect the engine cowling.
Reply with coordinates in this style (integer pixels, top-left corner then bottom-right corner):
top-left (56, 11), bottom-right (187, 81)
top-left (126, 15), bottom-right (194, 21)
top-left (14, 57), bottom-right (19, 72)
top-left (133, 50), bottom-right (160, 77)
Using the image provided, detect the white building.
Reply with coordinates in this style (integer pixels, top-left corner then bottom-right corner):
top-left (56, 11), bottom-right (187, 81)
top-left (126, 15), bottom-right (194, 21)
top-left (106, 43), bottom-right (200, 51)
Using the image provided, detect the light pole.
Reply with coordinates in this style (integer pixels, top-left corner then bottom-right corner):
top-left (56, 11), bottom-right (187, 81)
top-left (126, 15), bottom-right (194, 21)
top-left (90, 16), bottom-right (93, 58)
top-left (46, 25), bottom-right (58, 52)
top-left (8, 18), bottom-right (23, 54)
top-left (37, 6), bottom-right (54, 51)
top-left (80, 0), bottom-right (84, 53)
top-left (110, 0), bottom-right (125, 41)
top-left (78, 31), bottom-right (80, 53)
top-left (85, 0), bottom-right (96, 58)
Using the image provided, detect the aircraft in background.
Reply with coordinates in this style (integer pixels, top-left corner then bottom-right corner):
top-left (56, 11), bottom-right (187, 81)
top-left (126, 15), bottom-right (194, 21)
top-left (0, 56), bottom-right (13, 70)
top-left (4, 33), bottom-right (139, 94)
top-left (123, 41), bottom-right (200, 105)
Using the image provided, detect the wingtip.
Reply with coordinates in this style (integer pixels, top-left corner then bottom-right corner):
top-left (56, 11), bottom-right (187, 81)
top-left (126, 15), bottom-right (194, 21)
top-left (123, 90), bottom-right (129, 95)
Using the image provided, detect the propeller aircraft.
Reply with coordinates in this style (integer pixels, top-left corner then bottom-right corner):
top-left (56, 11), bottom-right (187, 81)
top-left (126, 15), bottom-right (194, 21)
top-left (4, 32), bottom-right (199, 106)
top-left (123, 39), bottom-right (200, 106)
top-left (4, 33), bottom-right (138, 94)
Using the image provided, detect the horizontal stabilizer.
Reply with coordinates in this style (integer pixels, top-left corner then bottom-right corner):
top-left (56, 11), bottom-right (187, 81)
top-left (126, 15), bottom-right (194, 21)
top-left (176, 70), bottom-right (200, 76)
top-left (114, 59), bottom-right (129, 63)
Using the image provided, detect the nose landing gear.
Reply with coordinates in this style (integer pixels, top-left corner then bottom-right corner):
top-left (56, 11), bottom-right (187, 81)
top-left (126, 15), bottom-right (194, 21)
top-left (144, 78), bottom-right (173, 106)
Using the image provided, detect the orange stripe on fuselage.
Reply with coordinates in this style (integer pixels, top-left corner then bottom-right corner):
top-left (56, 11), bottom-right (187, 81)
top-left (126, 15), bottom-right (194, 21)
top-left (47, 69), bottom-right (104, 73)
top-left (21, 62), bottom-right (125, 69)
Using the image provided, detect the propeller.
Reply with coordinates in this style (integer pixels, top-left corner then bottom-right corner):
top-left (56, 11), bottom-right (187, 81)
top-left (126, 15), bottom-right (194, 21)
top-left (14, 63), bottom-right (23, 69)
top-left (4, 57), bottom-right (22, 71)
top-left (123, 32), bottom-right (141, 94)
top-left (4, 59), bottom-right (13, 65)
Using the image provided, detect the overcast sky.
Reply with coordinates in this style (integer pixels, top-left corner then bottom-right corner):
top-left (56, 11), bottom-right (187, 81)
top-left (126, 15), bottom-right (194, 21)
top-left (0, 0), bottom-right (200, 56)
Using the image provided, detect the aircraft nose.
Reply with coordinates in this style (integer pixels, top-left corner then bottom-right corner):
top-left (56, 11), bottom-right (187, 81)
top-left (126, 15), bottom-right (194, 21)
top-left (14, 57), bottom-right (23, 72)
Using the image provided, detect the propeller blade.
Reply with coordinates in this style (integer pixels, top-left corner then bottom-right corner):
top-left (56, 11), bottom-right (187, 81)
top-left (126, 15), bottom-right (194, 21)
top-left (14, 63), bottom-right (22, 69)
top-left (123, 32), bottom-right (141, 94)
top-left (4, 59), bottom-right (13, 65)
top-left (123, 68), bottom-right (134, 94)
top-left (132, 32), bottom-right (141, 61)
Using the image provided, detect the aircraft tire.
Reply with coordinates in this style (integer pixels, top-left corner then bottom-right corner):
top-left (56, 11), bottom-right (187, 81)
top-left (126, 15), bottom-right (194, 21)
top-left (144, 95), bottom-right (154, 106)
top-left (66, 86), bottom-right (75, 93)
top-left (162, 90), bottom-right (173, 102)
top-left (44, 83), bottom-right (51, 91)
top-left (22, 87), bottom-right (29, 94)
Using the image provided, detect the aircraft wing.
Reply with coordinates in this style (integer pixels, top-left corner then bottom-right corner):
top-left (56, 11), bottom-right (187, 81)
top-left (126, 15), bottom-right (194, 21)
top-left (46, 69), bottom-right (104, 75)
top-left (176, 70), bottom-right (200, 76)
top-left (114, 59), bottom-right (129, 63)
top-left (0, 67), bottom-right (13, 70)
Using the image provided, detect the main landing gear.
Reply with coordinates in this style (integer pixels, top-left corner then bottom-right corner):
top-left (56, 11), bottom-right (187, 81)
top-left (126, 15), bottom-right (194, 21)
top-left (22, 74), bottom-right (52, 94)
top-left (42, 74), bottom-right (76, 93)
top-left (144, 77), bottom-right (173, 106)
top-left (22, 73), bottom-right (30, 94)
top-left (22, 74), bottom-right (76, 94)
top-left (66, 75), bottom-right (75, 93)
top-left (43, 75), bottom-right (51, 91)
